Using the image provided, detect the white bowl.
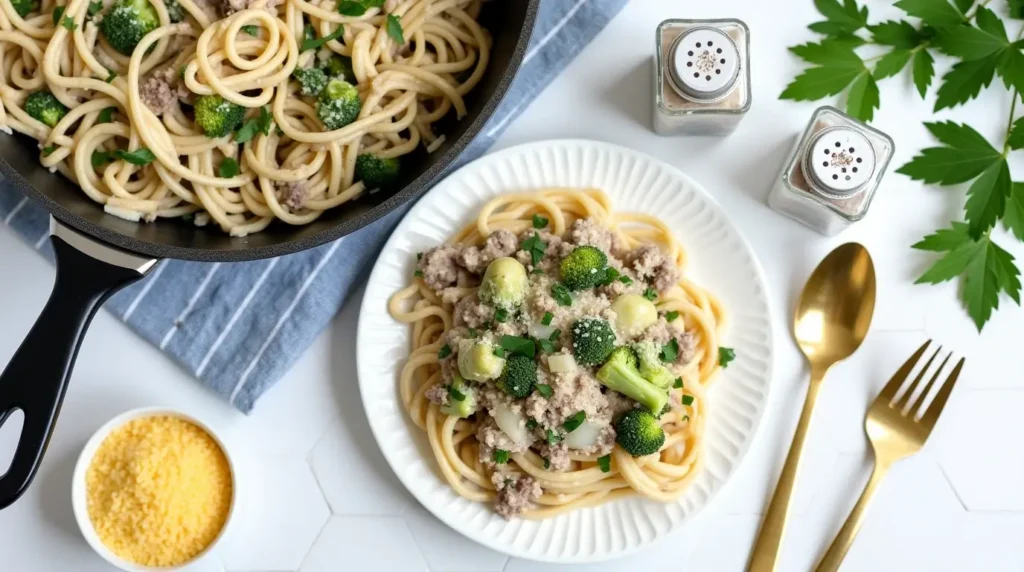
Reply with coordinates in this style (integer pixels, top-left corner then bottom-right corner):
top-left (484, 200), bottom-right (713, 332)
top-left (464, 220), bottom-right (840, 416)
top-left (71, 407), bottom-right (237, 572)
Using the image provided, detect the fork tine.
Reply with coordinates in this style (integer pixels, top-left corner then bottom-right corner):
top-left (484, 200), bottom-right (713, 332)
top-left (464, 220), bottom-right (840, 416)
top-left (878, 340), bottom-right (932, 405)
top-left (906, 351), bottom-right (951, 415)
top-left (920, 357), bottom-right (965, 429)
top-left (895, 346), bottom-right (942, 412)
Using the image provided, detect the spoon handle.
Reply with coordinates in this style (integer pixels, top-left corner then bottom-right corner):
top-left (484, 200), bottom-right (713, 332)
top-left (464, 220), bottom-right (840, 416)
top-left (747, 366), bottom-right (828, 572)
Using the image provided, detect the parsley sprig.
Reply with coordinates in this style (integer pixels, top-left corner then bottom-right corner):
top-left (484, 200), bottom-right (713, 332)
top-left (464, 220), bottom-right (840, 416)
top-left (785, 0), bottom-right (1024, 331)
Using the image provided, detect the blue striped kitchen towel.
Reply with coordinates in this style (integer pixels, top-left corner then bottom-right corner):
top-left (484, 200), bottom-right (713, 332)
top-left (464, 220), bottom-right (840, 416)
top-left (0, 0), bottom-right (626, 412)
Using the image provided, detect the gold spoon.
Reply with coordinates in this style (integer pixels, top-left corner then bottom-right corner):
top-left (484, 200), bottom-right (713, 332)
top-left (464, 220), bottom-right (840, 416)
top-left (747, 242), bottom-right (876, 572)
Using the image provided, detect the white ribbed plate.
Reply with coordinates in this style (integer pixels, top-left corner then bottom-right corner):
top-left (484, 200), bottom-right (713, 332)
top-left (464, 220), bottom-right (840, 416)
top-left (356, 139), bottom-right (773, 563)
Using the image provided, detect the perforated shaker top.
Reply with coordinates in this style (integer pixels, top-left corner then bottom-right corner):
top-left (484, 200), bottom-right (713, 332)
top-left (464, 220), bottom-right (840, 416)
top-left (803, 127), bottom-right (876, 197)
top-left (668, 27), bottom-right (741, 102)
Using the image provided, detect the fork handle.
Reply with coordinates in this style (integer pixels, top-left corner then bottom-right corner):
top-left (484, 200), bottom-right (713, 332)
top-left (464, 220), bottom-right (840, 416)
top-left (815, 461), bottom-right (891, 572)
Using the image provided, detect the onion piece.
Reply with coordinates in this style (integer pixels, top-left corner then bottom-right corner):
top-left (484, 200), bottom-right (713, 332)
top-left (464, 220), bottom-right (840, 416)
top-left (548, 353), bottom-right (577, 374)
top-left (564, 420), bottom-right (605, 449)
top-left (528, 321), bottom-right (557, 341)
top-left (493, 402), bottom-right (530, 446)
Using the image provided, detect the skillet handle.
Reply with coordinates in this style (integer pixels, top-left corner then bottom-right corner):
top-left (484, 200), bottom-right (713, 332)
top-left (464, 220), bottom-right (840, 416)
top-left (0, 218), bottom-right (157, 509)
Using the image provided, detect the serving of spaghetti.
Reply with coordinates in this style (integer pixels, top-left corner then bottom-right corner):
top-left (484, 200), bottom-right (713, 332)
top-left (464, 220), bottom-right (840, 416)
top-left (0, 0), bottom-right (490, 235)
top-left (388, 188), bottom-right (728, 519)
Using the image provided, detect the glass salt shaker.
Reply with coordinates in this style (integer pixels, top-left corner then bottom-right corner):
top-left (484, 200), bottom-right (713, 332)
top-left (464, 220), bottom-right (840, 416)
top-left (653, 18), bottom-right (752, 136)
top-left (767, 106), bottom-right (894, 236)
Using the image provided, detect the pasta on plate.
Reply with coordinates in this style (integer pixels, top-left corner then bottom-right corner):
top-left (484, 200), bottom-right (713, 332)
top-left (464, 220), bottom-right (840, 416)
top-left (0, 0), bottom-right (489, 235)
top-left (388, 188), bottom-right (729, 519)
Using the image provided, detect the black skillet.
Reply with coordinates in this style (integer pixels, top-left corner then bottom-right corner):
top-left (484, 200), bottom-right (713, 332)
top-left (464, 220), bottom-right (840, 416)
top-left (0, 0), bottom-right (538, 509)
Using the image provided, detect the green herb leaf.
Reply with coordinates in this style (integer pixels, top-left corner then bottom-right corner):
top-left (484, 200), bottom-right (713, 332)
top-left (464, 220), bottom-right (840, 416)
top-left (846, 71), bottom-right (880, 121)
top-left (493, 346), bottom-right (505, 358)
top-left (545, 428), bottom-right (563, 446)
top-left (597, 454), bottom-right (611, 473)
top-left (114, 148), bottom-right (155, 165)
top-left (414, 270), bottom-right (423, 278)
top-left (536, 383), bottom-right (553, 398)
top-left (896, 121), bottom-right (1001, 185)
top-left (895, 0), bottom-right (967, 27)
top-left (52, 5), bottom-right (63, 25)
top-left (869, 20), bottom-right (924, 48)
top-left (934, 22), bottom-right (1008, 60)
top-left (963, 159), bottom-right (1011, 239)
top-left (500, 335), bottom-right (536, 358)
top-left (235, 106), bottom-right (273, 144)
top-left (912, 49), bottom-right (936, 97)
top-left (548, 329), bottom-right (561, 342)
top-left (97, 107), bottom-right (115, 124)
top-left (719, 346), bottom-right (737, 368)
top-left (780, 45), bottom-right (867, 102)
top-left (673, 377), bottom-right (683, 389)
top-left (468, 328), bottom-right (478, 338)
top-left (448, 384), bottom-right (466, 402)
top-left (997, 46), bottom-right (1024, 95)
top-left (493, 449), bottom-right (509, 464)
top-left (541, 311), bottom-right (553, 326)
top-left (218, 157), bottom-right (239, 178)
top-left (682, 394), bottom-right (695, 406)
top-left (532, 268), bottom-right (544, 275)
top-left (789, 39), bottom-right (868, 65)
top-left (1010, 0), bottom-right (1024, 18)
top-left (975, 5), bottom-right (1006, 38)
top-left (521, 232), bottom-right (547, 265)
top-left (812, 0), bottom-right (869, 35)
top-left (87, 0), bottom-right (101, 15)
top-left (643, 287), bottom-right (657, 301)
top-left (542, 457), bottom-right (550, 469)
top-left (438, 344), bottom-right (452, 359)
top-left (337, 0), bottom-right (367, 16)
top-left (597, 267), bottom-right (620, 286)
top-left (933, 52), bottom-right (999, 111)
top-left (660, 338), bottom-right (679, 363)
top-left (240, 25), bottom-right (259, 36)
top-left (61, 16), bottom-right (75, 30)
top-left (386, 13), bottom-right (404, 44)
top-left (526, 418), bottom-right (538, 430)
top-left (301, 26), bottom-right (344, 52)
top-left (665, 310), bottom-right (679, 322)
top-left (536, 338), bottom-right (555, 353)
top-left (105, 70), bottom-right (116, 83)
top-left (416, 252), bottom-right (422, 261)
top-left (954, 0), bottom-right (975, 13)
top-left (494, 308), bottom-right (509, 323)
top-left (1005, 183), bottom-right (1024, 241)
top-left (532, 213), bottom-right (548, 229)
top-left (563, 411), bottom-right (586, 433)
top-left (618, 275), bottom-right (633, 285)
top-left (551, 283), bottom-right (572, 306)
top-left (91, 150), bottom-right (113, 168)
top-left (873, 49), bottom-right (913, 79)
top-left (42, 144), bottom-right (56, 156)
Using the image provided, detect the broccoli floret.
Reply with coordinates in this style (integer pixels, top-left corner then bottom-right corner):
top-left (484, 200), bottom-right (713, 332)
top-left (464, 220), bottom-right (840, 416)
top-left (457, 339), bottom-right (505, 382)
top-left (12, 0), bottom-right (38, 17)
top-left (616, 409), bottom-right (666, 457)
top-left (316, 78), bottom-right (361, 130)
top-left (194, 95), bottom-right (245, 138)
top-left (570, 317), bottom-right (616, 366)
top-left (595, 346), bottom-right (669, 414)
top-left (355, 153), bottom-right (400, 190)
top-left (100, 0), bottom-right (158, 55)
top-left (496, 354), bottom-right (536, 399)
top-left (632, 340), bottom-right (676, 389)
top-left (293, 66), bottom-right (328, 97)
top-left (24, 91), bottom-right (68, 127)
top-left (610, 293), bottom-right (658, 337)
top-left (320, 54), bottom-right (354, 81)
top-left (560, 245), bottom-right (608, 291)
top-left (164, 0), bottom-right (183, 22)
top-left (439, 374), bottom-right (477, 419)
top-left (479, 257), bottom-right (528, 310)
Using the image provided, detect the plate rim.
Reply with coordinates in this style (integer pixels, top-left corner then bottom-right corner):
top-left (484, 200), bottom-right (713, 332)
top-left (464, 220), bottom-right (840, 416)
top-left (356, 138), bottom-right (775, 563)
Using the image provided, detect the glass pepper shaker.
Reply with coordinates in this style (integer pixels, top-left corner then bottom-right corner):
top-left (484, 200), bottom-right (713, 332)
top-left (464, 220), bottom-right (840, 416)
top-left (767, 106), bottom-right (895, 236)
top-left (653, 18), bottom-right (752, 136)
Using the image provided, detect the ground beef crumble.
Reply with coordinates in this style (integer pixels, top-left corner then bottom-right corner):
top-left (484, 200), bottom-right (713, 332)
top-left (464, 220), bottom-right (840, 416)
top-left (457, 229), bottom-right (518, 273)
top-left (277, 181), bottom-right (307, 211)
top-left (539, 441), bottom-right (570, 472)
top-left (492, 474), bottom-right (542, 519)
top-left (570, 217), bottom-right (625, 256)
top-left (629, 244), bottom-right (680, 293)
top-left (419, 245), bottom-right (461, 291)
top-left (424, 384), bottom-right (449, 406)
top-left (139, 75), bottom-right (175, 116)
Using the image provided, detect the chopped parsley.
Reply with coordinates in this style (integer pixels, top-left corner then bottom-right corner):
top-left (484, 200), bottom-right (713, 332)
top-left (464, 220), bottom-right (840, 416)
top-left (541, 311), bottom-right (553, 326)
top-left (41, 145), bottom-right (56, 156)
top-left (416, 252), bottom-right (423, 261)
top-left (643, 287), bottom-right (658, 301)
top-left (535, 384), bottom-right (553, 398)
top-left (448, 384), bottom-right (466, 402)
top-left (61, 16), bottom-right (75, 31)
top-left (217, 157), bottom-right (239, 178)
top-left (493, 346), bottom-right (506, 358)
top-left (437, 344), bottom-right (452, 359)
top-left (597, 454), bottom-right (611, 473)
top-left (543, 457), bottom-right (550, 470)
top-left (521, 233), bottom-right (547, 265)
top-left (673, 377), bottom-right (683, 389)
top-left (386, 13), bottom-right (404, 43)
top-left (493, 449), bottom-right (509, 464)
top-left (105, 70), bottom-right (116, 83)
top-left (97, 107), bottom-right (115, 124)
top-left (235, 106), bottom-right (273, 144)
top-left (301, 26), bottom-right (344, 52)
top-left (494, 308), bottom-right (509, 323)
top-left (545, 428), bottom-right (562, 445)
top-left (91, 150), bottom-right (113, 168)
top-left (87, 0), bottom-right (102, 15)
top-left (526, 418), bottom-right (538, 430)
top-left (597, 267), bottom-right (620, 286)
top-left (660, 338), bottom-right (679, 363)
top-left (551, 283), bottom-right (572, 306)
top-left (52, 6), bottom-right (63, 25)
top-left (531, 268), bottom-right (544, 275)
top-left (468, 328), bottom-right (478, 338)
top-left (499, 335), bottom-right (535, 358)
top-left (532, 213), bottom-right (548, 229)
top-left (618, 275), bottom-right (633, 285)
top-left (536, 338), bottom-right (555, 354)
top-left (682, 394), bottom-right (694, 406)
top-left (665, 311), bottom-right (679, 322)
top-left (719, 346), bottom-right (736, 368)
top-left (240, 25), bottom-right (259, 36)
top-left (563, 411), bottom-right (586, 433)
top-left (114, 148), bottom-right (155, 166)
top-left (414, 270), bottom-right (424, 278)
top-left (336, 0), bottom-right (383, 16)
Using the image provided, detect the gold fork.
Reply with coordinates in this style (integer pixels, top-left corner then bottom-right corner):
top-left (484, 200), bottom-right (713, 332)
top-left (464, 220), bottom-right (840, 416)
top-left (815, 340), bottom-right (965, 572)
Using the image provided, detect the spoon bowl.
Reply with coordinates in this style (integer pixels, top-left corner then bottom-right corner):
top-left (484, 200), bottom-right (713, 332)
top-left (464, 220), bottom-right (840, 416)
top-left (794, 242), bottom-right (877, 366)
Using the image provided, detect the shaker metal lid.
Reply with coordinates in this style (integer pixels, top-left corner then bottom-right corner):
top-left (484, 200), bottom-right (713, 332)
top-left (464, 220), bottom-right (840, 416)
top-left (804, 127), bottom-right (875, 198)
top-left (668, 26), bottom-right (741, 103)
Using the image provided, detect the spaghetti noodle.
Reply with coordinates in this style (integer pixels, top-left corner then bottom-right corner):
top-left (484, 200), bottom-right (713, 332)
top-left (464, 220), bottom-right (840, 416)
top-left (0, 0), bottom-right (490, 235)
top-left (388, 188), bottom-right (727, 519)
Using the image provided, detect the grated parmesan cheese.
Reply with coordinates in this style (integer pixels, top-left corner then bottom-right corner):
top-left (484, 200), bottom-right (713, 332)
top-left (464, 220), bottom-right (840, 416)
top-left (85, 415), bottom-right (233, 567)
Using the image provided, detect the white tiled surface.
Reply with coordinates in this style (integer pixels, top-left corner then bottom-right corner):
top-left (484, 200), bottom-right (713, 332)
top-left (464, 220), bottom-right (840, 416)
top-left (2, 0), bottom-right (1024, 570)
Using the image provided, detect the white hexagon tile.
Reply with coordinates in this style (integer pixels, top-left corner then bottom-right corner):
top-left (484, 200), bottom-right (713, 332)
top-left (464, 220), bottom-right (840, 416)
top-left (299, 517), bottom-right (429, 572)
top-left (402, 502), bottom-right (509, 572)
top-left (219, 454), bottom-right (330, 571)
